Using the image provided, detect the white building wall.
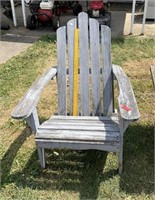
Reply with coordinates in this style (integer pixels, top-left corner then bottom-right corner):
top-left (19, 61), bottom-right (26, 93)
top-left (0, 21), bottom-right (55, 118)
top-left (146, 0), bottom-right (155, 19)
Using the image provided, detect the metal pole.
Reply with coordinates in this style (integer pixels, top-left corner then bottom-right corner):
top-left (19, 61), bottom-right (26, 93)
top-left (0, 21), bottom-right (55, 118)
top-left (21, 0), bottom-right (27, 27)
top-left (130, 0), bottom-right (136, 34)
top-left (10, 0), bottom-right (17, 26)
top-left (141, 0), bottom-right (149, 35)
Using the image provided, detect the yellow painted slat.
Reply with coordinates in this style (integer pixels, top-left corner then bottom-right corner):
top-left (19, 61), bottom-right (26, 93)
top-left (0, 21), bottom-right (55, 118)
top-left (73, 28), bottom-right (79, 116)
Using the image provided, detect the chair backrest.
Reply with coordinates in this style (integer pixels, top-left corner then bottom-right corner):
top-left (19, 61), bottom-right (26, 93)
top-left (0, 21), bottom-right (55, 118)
top-left (57, 12), bottom-right (113, 116)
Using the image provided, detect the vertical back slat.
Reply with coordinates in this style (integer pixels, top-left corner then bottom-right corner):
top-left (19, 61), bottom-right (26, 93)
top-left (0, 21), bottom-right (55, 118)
top-left (89, 18), bottom-right (101, 116)
top-left (79, 12), bottom-right (90, 116)
top-left (57, 26), bottom-right (67, 115)
top-left (67, 19), bottom-right (77, 115)
top-left (101, 25), bottom-right (113, 115)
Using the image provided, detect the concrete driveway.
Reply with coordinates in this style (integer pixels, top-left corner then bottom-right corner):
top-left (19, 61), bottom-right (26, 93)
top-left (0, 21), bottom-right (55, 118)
top-left (0, 34), bottom-right (40, 64)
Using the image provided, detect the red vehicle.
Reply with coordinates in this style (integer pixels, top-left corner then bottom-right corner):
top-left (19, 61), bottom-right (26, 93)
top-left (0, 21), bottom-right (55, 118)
top-left (27, 0), bottom-right (82, 31)
top-left (87, 0), bottom-right (111, 27)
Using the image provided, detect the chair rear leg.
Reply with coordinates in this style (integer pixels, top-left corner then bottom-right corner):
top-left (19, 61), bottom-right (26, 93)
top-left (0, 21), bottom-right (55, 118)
top-left (37, 147), bottom-right (45, 168)
top-left (118, 146), bottom-right (123, 175)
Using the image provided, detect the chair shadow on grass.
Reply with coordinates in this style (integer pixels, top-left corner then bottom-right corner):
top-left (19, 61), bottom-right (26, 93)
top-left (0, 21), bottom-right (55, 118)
top-left (120, 123), bottom-right (154, 194)
top-left (1, 123), bottom-right (116, 199)
top-left (1, 122), bottom-right (154, 198)
top-left (1, 126), bottom-right (32, 186)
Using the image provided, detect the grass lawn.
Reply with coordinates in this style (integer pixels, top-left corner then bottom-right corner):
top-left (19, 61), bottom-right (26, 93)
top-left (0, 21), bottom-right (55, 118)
top-left (0, 35), bottom-right (154, 199)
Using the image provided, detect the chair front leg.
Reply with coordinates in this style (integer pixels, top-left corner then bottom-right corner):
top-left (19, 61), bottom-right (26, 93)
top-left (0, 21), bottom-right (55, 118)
top-left (119, 117), bottom-right (130, 175)
top-left (26, 108), bottom-right (39, 134)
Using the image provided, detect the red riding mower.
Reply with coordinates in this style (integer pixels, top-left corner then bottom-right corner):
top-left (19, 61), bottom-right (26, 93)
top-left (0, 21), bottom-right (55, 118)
top-left (87, 0), bottom-right (111, 27)
top-left (27, 0), bottom-right (60, 31)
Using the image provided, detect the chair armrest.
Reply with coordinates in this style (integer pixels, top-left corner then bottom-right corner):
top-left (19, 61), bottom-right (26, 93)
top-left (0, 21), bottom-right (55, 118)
top-left (112, 64), bottom-right (140, 121)
top-left (11, 67), bottom-right (57, 119)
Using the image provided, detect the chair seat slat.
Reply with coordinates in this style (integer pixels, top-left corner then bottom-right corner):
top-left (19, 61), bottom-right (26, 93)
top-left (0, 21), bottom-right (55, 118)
top-left (36, 131), bottom-right (119, 142)
top-left (49, 115), bottom-right (118, 121)
top-left (46, 120), bottom-right (118, 126)
top-left (39, 124), bottom-right (119, 132)
top-left (36, 117), bottom-right (119, 142)
top-left (35, 125), bottom-right (119, 142)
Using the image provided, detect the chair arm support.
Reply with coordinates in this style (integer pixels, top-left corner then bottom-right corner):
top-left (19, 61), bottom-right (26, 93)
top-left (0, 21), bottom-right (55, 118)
top-left (11, 67), bottom-right (57, 120)
top-left (112, 64), bottom-right (140, 121)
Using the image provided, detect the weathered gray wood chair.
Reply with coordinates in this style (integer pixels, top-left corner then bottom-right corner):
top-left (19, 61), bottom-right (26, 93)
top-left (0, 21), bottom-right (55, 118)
top-left (11, 12), bottom-right (140, 175)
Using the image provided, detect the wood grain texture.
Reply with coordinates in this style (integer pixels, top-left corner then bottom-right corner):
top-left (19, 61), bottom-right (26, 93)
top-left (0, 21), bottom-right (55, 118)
top-left (36, 140), bottom-right (119, 152)
top-left (36, 133), bottom-right (119, 142)
top-left (79, 12), bottom-right (90, 116)
top-left (57, 26), bottom-right (67, 115)
top-left (11, 67), bottom-right (57, 119)
top-left (101, 25), bottom-right (113, 115)
top-left (118, 116), bottom-right (124, 175)
top-left (35, 115), bottom-right (119, 144)
top-left (67, 19), bottom-right (77, 114)
top-left (49, 115), bottom-right (118, 122)
top-left (26, 108), bottom-right (39, 133)
top-left (112, 64), bottom-right (140, 120)
top-left (89, 18), bottom-right (101, 116)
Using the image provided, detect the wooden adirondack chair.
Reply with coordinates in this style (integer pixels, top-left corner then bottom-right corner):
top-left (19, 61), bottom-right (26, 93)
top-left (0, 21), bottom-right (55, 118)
top-left (11, 12), bottom-right (140, 175)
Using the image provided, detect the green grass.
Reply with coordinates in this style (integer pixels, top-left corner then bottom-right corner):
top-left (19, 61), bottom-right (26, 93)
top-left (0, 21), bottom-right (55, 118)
top-left (0, 35), bottom-right (154, 199)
